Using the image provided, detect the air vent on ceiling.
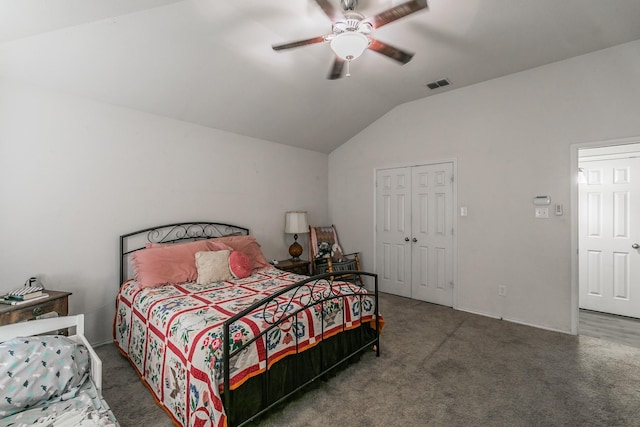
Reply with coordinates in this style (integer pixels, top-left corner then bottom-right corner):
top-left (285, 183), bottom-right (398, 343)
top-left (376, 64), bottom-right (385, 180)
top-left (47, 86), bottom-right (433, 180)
top-left (426, 78), bottom-right (451, 90)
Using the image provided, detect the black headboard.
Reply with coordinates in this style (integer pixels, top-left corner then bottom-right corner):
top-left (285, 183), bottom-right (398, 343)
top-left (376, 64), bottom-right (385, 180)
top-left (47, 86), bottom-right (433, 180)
top-left (119, 222), bottom-right (250, 286)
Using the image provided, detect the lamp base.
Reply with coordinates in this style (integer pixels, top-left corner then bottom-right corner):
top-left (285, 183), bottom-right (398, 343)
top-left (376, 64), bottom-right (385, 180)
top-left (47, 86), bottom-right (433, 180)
top-left (288, 240), bottom-right (303, 261)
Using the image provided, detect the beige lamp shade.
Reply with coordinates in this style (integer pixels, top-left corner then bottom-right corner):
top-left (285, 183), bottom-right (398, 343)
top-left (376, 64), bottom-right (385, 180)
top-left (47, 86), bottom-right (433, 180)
top-left (284, 211), bottom-right (309, 234)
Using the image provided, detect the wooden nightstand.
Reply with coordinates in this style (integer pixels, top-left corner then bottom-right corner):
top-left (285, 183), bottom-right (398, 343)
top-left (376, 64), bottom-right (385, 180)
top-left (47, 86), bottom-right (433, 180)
top-left (0, 290), bottom-right (72, 335)
top-left (277, 259), bottom-right (310, 275)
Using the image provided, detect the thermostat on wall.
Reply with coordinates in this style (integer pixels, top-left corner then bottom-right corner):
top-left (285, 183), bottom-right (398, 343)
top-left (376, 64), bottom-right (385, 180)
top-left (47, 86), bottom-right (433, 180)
top-left (532, 196), bottom-right (551, 206)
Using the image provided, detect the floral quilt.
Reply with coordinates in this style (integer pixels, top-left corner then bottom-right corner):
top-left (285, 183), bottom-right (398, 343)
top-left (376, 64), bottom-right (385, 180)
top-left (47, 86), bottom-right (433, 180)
top-left (113, 267), bottom-right (378, 427)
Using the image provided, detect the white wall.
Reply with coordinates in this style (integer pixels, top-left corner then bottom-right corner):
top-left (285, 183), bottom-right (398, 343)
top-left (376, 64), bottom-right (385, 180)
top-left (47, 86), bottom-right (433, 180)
top-left (0, 80), bottom-right (329, 344)
top-left (328, 40), bottom-right (640, 333)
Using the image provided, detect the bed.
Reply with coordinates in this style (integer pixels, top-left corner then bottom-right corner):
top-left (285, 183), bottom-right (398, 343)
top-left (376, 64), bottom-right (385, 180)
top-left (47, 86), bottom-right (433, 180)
top-left (0, 314), bottom-right (119, 426)
top-left (114, 222), bottom-right (381, 427)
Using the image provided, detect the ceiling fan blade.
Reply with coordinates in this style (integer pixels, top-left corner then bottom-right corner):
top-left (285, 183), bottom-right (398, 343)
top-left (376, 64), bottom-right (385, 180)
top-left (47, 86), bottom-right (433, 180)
top-left (314, 0), bottom-right (344, 22)
top-left (368, 0), bottom-right (428, 29)
top-left (368, 38), bottom-right (414, 64)
top-left (328, 57), bottom-right (346, 80)
top-left (272, 35), bottom-right (327, 51)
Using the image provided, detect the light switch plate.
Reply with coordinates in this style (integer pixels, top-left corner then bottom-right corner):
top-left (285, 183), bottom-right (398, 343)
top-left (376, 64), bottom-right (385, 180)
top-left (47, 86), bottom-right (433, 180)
top-left (535, 207), bottom-right (549, 218)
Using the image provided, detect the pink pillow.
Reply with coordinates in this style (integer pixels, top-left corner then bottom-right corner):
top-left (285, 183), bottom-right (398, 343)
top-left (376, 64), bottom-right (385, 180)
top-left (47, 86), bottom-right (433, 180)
top-left (132, 240), bottom-right (233, 289)
top-left (228, 251), bottom-right (252, 279)
top-left (213, 235), bottom-right (270, 270)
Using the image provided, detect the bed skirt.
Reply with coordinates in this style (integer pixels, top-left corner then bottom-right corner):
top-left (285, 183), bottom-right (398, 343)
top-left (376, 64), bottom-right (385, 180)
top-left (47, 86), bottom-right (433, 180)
top-left (226, 323), bottom-right (376, 425)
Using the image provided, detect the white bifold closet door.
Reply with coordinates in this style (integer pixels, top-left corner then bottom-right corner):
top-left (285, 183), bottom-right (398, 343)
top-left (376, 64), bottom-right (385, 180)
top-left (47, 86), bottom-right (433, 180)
top-left (376, 163), bottom-right (454, 306)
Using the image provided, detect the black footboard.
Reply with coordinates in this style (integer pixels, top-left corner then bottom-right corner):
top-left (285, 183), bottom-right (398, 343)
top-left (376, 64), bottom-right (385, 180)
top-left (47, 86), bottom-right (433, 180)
top-left (222, 271), bottom-right (380, 427)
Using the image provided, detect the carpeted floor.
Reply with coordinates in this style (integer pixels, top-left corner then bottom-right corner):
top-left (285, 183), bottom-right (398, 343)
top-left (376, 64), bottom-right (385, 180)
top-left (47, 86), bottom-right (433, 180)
top-left (96, 292), bottom-right (640, 427)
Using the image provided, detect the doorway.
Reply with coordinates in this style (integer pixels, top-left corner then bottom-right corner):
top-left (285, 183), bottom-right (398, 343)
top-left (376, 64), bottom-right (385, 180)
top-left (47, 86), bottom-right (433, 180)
top-left (574, 139), bottom-right (640, 344)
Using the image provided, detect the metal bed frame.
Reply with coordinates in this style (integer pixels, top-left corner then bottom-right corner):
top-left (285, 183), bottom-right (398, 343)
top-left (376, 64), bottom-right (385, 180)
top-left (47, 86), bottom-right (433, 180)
top-left (119, 221), bottom-right (249, 286)
top-left (119, 222), bottom-right (380, 427)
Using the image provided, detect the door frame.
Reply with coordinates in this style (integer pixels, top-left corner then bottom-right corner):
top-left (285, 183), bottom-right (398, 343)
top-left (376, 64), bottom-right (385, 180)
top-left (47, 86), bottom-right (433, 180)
top-left (570, 136), bottom-right (640, 334)
top-left (372, 158), bottom-right (459, 308)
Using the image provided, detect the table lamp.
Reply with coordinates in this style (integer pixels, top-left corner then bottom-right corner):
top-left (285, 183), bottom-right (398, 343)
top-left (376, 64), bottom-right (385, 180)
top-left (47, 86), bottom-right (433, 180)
top-left (284, 211), bottom-right (308, 261)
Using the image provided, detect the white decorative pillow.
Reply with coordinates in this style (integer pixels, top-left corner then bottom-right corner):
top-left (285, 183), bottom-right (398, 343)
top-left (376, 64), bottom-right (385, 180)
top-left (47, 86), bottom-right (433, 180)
top-left (195, 250), bottom-right (232, 285)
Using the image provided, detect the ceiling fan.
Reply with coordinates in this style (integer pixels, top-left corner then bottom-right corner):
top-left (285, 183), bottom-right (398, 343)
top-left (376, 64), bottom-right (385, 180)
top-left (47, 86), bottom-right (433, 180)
top-left (272, 0), bottom-right (429, 79)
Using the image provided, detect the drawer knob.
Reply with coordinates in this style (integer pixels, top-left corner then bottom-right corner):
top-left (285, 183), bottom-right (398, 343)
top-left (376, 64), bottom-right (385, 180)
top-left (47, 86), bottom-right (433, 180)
top-left (32, 307), bottom-right (44, 317)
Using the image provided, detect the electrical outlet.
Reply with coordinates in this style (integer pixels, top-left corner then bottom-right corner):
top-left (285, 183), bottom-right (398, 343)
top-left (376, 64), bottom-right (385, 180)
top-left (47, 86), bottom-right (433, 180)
top-left (535, 207), bottom-right (549, 218)
top-left (498, 285), bottom-right (507, 297)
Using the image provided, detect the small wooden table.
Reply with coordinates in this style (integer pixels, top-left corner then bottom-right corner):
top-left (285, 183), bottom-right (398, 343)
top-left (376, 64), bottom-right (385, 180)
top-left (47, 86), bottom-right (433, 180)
top-left (0, 290), bottom-right (72, 335)
top-left (276, 259), bottom-right (310, 275)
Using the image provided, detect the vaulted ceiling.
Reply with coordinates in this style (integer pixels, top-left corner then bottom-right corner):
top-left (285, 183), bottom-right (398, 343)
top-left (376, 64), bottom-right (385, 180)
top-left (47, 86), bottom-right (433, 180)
top-left (2, 0), bottom-right (640, 153)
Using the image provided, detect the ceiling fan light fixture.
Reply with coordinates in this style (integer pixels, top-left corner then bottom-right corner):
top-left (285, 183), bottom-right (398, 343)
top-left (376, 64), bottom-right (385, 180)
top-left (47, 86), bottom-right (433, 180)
top-left (330, 32), bottom-right (369, 61)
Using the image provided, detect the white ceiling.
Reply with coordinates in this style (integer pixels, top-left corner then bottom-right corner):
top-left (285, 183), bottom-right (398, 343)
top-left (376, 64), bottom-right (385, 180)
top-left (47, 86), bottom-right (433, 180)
top-left (2, 0), bottom-right (640, 153)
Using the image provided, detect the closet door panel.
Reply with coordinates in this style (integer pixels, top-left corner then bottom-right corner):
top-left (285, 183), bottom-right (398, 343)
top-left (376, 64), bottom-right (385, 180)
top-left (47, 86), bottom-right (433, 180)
top-left (376, 168), bottom-right (412, 297)
top-left (411, 163), bottom-right (454, 306)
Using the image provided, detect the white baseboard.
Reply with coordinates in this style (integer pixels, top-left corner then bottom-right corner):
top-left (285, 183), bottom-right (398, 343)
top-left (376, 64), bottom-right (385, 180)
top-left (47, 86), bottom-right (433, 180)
top-left (457, 306), bottom-right (572, 335)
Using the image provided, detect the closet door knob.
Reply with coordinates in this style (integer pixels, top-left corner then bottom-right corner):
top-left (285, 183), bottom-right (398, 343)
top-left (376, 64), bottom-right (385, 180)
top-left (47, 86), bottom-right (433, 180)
top-left (633, 243), bottom-right (640, 249)
top-left (404, 237), bottom-right (410, 242)
top-left (412, 238), bottom-right (418, 243)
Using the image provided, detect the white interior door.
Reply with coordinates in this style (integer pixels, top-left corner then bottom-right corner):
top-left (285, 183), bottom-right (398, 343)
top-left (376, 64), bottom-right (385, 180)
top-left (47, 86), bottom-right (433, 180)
top-left (579, 156), bottom-right (640, 318)
top-left (376, 167), bottom-right (412, 298)
top-left (375, 163), bottom-right (454, 306)
top-left (411, 163), bottom-right (454, 306)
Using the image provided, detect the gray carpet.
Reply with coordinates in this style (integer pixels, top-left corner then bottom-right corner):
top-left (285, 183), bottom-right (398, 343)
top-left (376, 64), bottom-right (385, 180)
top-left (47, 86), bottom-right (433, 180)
top-left (96, 293), bottom-right (640, 427)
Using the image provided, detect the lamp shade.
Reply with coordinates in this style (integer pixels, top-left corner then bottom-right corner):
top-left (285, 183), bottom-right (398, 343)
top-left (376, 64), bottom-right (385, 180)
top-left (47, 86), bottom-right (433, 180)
top-left (284, 211), bottom-right (309, 234)
top-left (330, 32), bottom-right (369, 61)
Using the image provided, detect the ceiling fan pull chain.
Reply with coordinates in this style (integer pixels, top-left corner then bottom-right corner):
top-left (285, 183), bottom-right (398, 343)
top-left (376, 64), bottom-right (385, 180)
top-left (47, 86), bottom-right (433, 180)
top-left (346, 55), bottom-right (352, 77)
